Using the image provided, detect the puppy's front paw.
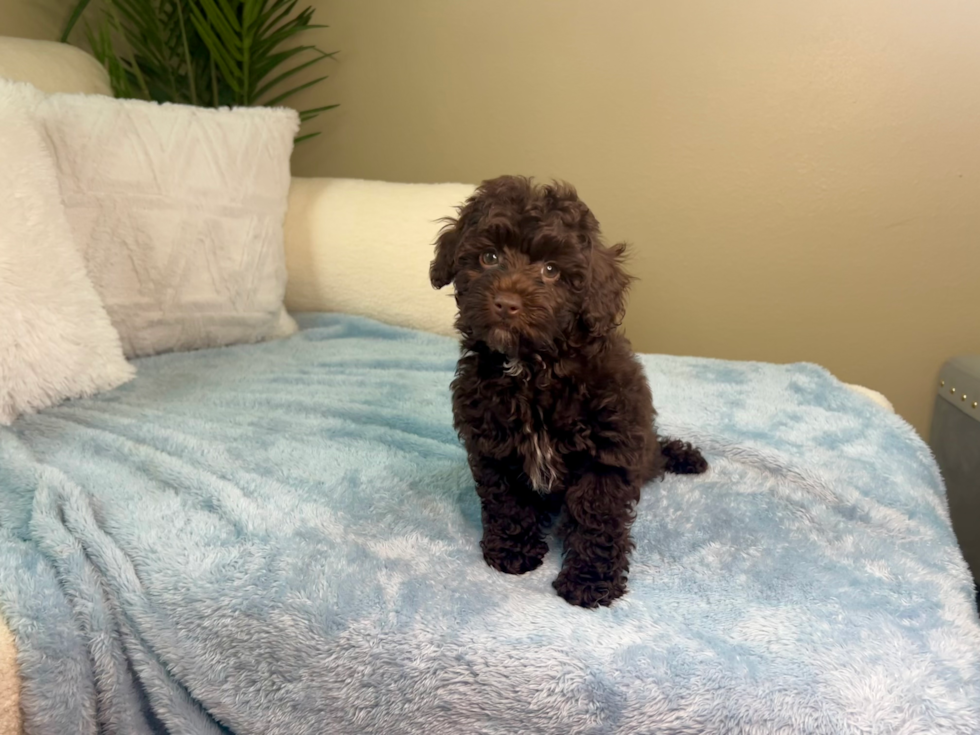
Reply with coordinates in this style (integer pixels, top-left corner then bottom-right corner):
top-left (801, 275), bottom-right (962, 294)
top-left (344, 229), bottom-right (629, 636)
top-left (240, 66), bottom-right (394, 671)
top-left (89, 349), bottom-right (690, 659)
top-left (482, 537), bottom-right (548, 575)
top-left (552, 569), bottom-right (627, 608)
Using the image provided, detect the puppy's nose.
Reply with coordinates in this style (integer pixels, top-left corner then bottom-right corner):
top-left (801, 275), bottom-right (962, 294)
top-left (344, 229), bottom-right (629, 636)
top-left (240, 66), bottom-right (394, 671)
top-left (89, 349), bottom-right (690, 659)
top-left (493, 292), bottom-right (523, 318)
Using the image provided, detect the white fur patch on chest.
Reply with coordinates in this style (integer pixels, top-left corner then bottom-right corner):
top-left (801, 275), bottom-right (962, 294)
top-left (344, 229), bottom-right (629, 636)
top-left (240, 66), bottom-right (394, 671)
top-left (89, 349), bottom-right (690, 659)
top-left (501, 356), bottom-right (559, 493)
top-left (524, 426), bottom-right (558, 493)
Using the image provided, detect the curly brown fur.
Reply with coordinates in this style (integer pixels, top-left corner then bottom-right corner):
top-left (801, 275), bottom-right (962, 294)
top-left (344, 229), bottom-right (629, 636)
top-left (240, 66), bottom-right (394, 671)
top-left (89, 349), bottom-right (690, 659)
top-left (431, 175), bottom-right (707, 608)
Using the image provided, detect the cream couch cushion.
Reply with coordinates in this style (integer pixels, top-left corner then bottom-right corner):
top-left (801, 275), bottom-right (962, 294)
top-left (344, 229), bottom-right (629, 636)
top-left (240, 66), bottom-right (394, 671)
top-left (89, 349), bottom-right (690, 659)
top-left (284, 177), bottom-right (474, 337)
top-left (0, 37), bottom-right (110, 95)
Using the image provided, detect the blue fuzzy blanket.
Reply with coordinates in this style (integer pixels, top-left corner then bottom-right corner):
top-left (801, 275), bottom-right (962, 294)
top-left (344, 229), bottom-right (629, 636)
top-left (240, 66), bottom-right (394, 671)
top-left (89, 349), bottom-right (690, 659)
top-left (1, 314), bottom-right (978, 735)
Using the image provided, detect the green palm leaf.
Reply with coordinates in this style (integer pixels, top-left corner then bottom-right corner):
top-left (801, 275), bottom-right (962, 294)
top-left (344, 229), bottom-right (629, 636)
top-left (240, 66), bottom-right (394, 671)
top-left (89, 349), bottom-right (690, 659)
top-left (62, 0), bottom-right (95, 42)
top-left (262, 74), bottom-right (327, 107)
top-left (252, 48), bottom-right (330, 101)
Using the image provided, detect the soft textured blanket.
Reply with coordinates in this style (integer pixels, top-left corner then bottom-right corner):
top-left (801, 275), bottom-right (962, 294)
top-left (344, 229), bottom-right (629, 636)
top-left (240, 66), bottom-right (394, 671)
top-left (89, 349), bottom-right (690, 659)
top-left (1, 314), bottom-right (978, 735)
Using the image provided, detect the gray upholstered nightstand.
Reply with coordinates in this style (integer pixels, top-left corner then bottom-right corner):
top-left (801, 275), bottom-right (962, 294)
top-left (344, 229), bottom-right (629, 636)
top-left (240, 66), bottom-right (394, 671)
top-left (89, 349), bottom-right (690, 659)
top-left (930, 357), bottom-right (980, 594)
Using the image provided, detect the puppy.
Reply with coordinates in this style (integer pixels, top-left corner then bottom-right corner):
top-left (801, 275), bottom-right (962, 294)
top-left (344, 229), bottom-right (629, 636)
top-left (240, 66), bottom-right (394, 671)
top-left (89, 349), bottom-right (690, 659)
top-left (431, 175), bottom-right (707, 608)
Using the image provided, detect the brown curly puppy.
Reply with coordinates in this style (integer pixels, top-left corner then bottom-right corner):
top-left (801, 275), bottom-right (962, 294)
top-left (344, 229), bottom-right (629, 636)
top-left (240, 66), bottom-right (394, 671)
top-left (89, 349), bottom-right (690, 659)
top-left (431, 175), bottom-right (707, 608)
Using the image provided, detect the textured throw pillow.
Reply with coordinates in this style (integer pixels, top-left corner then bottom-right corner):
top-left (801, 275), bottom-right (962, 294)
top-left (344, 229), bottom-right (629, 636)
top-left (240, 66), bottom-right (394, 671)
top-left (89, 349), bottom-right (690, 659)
top-left (0, 80), bottom-right (134, 425)
top-left (37, 96), bottom-right (300, 358)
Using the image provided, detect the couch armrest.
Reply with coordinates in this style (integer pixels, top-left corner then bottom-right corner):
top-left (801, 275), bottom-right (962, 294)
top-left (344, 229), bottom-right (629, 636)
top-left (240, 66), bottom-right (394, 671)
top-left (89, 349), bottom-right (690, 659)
top-left (283, 177), bottom-right (475, 337)
top-left (0, 37), bottom-right (111, 95)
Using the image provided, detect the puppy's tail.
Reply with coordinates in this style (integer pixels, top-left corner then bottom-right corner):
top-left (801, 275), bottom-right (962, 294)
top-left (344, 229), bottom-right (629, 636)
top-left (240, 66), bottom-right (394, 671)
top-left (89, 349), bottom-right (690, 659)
top-left (659, 437), bottom-right (708, 475)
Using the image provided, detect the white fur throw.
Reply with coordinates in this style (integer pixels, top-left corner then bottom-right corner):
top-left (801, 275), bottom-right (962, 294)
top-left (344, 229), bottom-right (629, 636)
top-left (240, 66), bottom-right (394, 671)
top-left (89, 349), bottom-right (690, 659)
top-left (37, 96), bottom-right (300, 358)
top-left (0, 80), bottom-right (133, 425)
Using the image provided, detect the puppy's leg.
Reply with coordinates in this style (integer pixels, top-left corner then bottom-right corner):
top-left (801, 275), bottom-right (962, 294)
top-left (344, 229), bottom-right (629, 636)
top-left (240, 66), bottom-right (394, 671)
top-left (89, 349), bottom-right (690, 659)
top-left (553, 468), bottom-right (639, 608)
top-left (473, 457), bottom-right (551, 575)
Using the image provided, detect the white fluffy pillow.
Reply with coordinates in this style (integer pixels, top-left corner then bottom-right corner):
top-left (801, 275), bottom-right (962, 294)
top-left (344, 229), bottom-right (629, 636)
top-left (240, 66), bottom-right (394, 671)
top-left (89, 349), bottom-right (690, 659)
top-left (37, 95), bottom-right (300, 358)
top-left (0, 80), bottom-right (134, 425)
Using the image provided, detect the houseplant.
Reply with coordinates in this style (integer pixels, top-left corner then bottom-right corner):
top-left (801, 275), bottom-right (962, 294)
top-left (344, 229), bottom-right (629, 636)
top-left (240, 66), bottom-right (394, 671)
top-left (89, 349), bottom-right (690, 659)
top-left (62, 0), bottom-right (336, 141)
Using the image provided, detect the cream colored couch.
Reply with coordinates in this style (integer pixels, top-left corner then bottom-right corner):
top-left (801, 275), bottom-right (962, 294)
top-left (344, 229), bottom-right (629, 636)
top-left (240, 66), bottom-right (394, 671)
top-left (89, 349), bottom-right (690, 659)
top-left (0, 36), bottom-right (895, 735)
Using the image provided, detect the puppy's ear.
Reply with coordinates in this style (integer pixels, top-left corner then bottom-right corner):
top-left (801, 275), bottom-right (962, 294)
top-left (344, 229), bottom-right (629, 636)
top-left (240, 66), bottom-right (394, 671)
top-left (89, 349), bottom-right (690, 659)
top-left (583, 241), bottom-right (633, 337)
top-left (431, 187), bottom-right (489, 289)
top-left (430, 217), bottom-right (462, 289)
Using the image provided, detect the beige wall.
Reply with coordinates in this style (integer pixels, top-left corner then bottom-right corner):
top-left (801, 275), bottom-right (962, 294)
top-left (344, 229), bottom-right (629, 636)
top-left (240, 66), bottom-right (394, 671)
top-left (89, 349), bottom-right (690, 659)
top-left (0, 0), bottom-right (65, 41)
top-left (291, 0), bottom-right (980, 435)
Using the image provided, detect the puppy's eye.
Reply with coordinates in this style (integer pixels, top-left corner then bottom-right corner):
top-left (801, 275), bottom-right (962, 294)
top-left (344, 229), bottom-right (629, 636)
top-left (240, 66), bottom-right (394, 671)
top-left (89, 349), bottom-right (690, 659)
top-left (480, 249), bottom-right (499, 267)
top-left (541, 262), bottom-right (560, 281)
